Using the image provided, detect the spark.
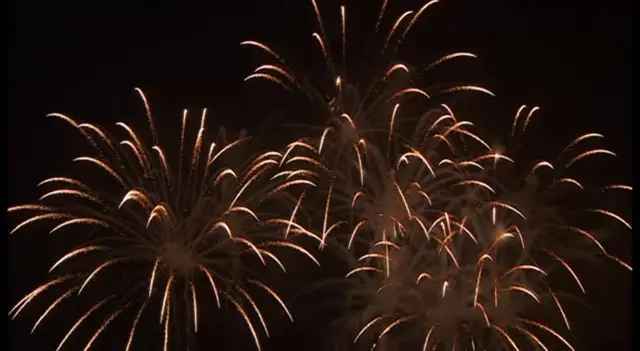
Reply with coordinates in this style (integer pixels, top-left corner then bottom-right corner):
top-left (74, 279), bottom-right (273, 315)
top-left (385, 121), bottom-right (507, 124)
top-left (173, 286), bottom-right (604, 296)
top-left (57, 297), bottom-right (111, 351)
top-left (588, 209), bottom-right (631, 229)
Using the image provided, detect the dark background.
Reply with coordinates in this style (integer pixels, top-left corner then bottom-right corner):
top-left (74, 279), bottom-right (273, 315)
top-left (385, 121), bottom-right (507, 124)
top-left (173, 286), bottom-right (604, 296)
top-left (8, 0), bottom-right (632, 350)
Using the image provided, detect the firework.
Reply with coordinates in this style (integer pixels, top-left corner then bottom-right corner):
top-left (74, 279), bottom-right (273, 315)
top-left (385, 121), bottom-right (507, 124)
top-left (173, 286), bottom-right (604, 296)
top-left (278, 1), bottom-right (629, 348)
top-left (8, 88), bottom-right (318, 351)
top-left (235, 2), bottom-right (631, 349)
top-left (10, 1), bottom-right (630, 350)
top-left (240, 1), bottom-right (496, 261)
top-left (241, 0), bottom-right (491, 136)
top-left (335, 105), bottom-right (632, 351)
top-left (277, 104), bottom-right (494, 258)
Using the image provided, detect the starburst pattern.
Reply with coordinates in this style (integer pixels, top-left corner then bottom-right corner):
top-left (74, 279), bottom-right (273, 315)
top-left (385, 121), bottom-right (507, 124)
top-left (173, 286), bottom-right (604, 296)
top-left (242, 0), bottom-right (491, 134)
top-left (324, 105), bottom-right (631, 351)
top-left (9, 1), bottom-right (630, 351)
top-left (234, 2), bottom-right (631, 350)
top-left (8, 89), bottom-right (318, 351)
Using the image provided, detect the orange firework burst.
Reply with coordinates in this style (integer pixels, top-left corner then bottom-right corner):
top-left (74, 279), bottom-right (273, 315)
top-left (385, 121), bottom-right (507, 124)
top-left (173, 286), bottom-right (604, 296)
top-left (233, 3), bottom-right (631, 350)
top-left (8, 3), bottom-right (630, 351)
top-left (331, 105), bottom-right (631, 351)
top-left (241, 0), bottom-right (491, 134)
top-left (8, 88), bottom-right (318, 351)
top-left (274, 103), bottom-right (496, 260)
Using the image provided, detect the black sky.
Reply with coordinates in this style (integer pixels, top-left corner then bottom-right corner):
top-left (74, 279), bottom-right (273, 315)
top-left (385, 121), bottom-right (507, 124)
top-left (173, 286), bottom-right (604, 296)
top-left (8, 1), bottom-right (632, 350)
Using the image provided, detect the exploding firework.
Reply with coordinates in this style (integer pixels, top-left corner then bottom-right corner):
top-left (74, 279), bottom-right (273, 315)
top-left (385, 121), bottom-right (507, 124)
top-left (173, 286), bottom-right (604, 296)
top-left (8, 89), bottom-right (319, 351)
top-left (276, 103), bottom-right (495, 260)
top-left (10, 2), bottom-right (630, 350)
top-left (239, 1), bottom-right (498, 266)
top-left (238, 0), bottom-right (494, 272)
top-left (241, 0), bottom-right (492, 136)
top-left (484, 105), bottom-right (633, 263)
top-left (236, 2), bottom-right (631, 349)
top-left (335, 105), bottom-right (632, 351)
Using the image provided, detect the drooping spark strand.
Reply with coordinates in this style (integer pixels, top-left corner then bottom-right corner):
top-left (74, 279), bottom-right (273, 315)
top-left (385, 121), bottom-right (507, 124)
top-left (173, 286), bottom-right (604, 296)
top-left (456, 180), bottom-right (496, 193)
top-left (604, 184), bottom-right (632, 191)
top-left (441, 85), bottom-right (495, 96)
top-left (57, 297), bottom-right (111, 351)
top-left (163, 302), bottom-right (170, 351)
top-left (244, 73), bottom-right (290, 91)
top-left (238, 287), bottom-right (270, 337)
top-left (389, 88), bottom-right (430, 101)
top-left (160, 275), bottom-right (174, 323)
top-left (502, 265), bottom-right (547, 277)
top-left (134, 87), bottom-right (158, 145)
top-left (49, 246), bottom-right (108, 272)
top-left (50, 218), bottom-right (108, 234)
top-left (373, 0), bottom-right (388, 35)
top-left (546, 285), bottom-right (570, 330)
top-left (233, 237), bottom-right (266, 265)
top-left (10, 213), bottom-right (69, 235)
top-left (341, 6), bottom-right (346, 67)
top-left (10, 276), bottom-right (75, 318)
top-left (544, 251), bottom-right (585, 293)
top-left (79, 258), bottom-right (127, 295)
top-left (348, 220), bottom-right (368, 249)
top-left (383, 10), bottom-right (414, 51)
top-left (561, 133), bottom-right (605, 153)
top-left (320, 182), bottom-right (333, 248)
top-left (354, 144), bottom-right (365, 186)
top-left (263, 241), bottom-right (320, 266)
top-left (379, 316), bottom-right (414, 340)
top-left (249, 279), bottom-right (294, 322)
top-left (31, 287), bottom-right (79, 333)
top-left (189, 282), bottom-right (198, 333)
top-left (254, 65), bottom-right (295, 82)
top-left (212, 221), bottom-right (233, 238)
top-left (424, 52), bottom-right (477, 71)
top-left (240, 41), bottom-right (282, 61)
top-left (346, 266), bottom-right (383, 277)
top-left (520, 319), bottom-right (575, 351)
top-left (422, 324), bottom-right (438, 351)
top-left (73, 157), bottom-right (126, 186)
top-left (83, 305), bottom-right (128, 351)
top-left (566, 149), bottom-right (616, 167)
top-left (199, 266), bottom-right (221, 308)
top-left (285, 193), bottom-right (305, 239)
top-left (512, 325), bottom-right (549, 351)
top-left (503, 285), bottom-right (540, 303)
top-left (489, 324), bottom-right (520, 351)
top-left (402, 0), bottom-right (441, 40)
top-left (149, 259), bottom-right (159, 297)
top-left (523, 106), bottom-right (540, 131)
top-left (227, 295), bottom-right (262, 351)
top-left (587, 209), bottom-right (631, 229)
top-left (567, 227), bottom-right (606, 254)
top-left (531, 161), bottom-right (554, 173)
top-left (354, 315), bottom-right (390, 343)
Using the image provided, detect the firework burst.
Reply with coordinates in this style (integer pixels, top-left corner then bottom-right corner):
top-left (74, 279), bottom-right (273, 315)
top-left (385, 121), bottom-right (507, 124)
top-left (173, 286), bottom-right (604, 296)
top-left (10, 2), bottom-right (630, 351)
top-left (235, 2), bottom-right (631, 349)
top-left (8, 89), bottom-right (318, 351)
top-left (335, 105), bottom-right (631, 351)
top-left (241, 0), bottom-right (492, 135)
top-left (281, 104), bottom-right (493, 259)
top-left (239, 1), bottom-right (498, 267)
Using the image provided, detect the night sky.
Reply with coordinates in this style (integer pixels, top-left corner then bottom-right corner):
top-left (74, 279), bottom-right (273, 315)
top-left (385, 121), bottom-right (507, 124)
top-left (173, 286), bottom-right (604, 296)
top-left (8, 1), bottom-right (631, 350)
